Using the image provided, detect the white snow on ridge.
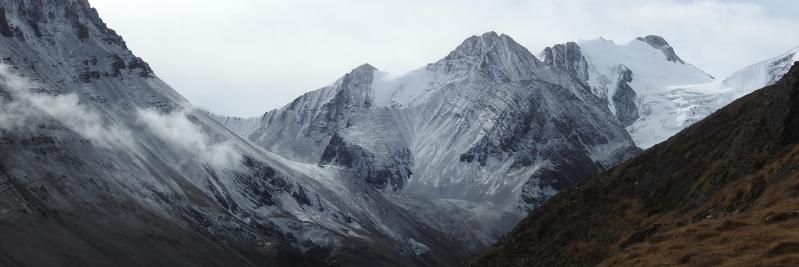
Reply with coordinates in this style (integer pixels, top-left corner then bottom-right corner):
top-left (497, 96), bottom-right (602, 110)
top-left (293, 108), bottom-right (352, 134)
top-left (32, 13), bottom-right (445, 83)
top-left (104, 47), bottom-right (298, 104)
top-left (578, 38), bottom-right (714, 97)
top-left (628, 46), bottom-right (798, 149)
top-left (372, 68), bottom-right (435, 108)
top-left (722, 46), bottom-right (798, 93)
top-left (573, 37), bottom-right (798, 149)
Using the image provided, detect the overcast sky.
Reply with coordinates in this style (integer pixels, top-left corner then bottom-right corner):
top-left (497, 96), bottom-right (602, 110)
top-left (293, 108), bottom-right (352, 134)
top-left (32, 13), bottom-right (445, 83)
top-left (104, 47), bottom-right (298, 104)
top-left (89, 0), bottom-right (799, 117)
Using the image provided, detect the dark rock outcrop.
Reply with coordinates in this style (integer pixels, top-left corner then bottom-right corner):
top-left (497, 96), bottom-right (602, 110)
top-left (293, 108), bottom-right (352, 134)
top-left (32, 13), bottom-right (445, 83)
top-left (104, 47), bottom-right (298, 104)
top-left (320, 133), bottom-right (412, 191)
top-left (540, 42), bottom-right (590, 82)
top-left (612, 65), bottom-right (639, 126)
top-left (636, 35), bottom-right (685, 64)
top-left (127, 56), bottom-right (154, 77)
top-left (0, 7), bottom-right (14, 37)
top-left (0, 7), bottom-right (22, 39)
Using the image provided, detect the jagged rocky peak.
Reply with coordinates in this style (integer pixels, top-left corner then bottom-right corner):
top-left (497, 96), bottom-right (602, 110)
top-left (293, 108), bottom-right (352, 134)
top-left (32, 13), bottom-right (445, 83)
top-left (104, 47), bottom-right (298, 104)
top-left (449, 31), bottom-right (502, 54)
top-left (337, 63), bottom-right (378, 93)
top-left (447, 31), bottom-right (538, 62)
top-left (350, 62), bottom-right (377, 75)
top-left (437, 31), bottom-right (541, 81)
top-left (636, 35), bottom-right (685, 64)
top-left (0, 0), bottom-right (153, 82)
top-left (540, 42), bottom-right (580, 67)
top-left (287, 62), bottom-right (378, 112)
top-left (0, 0), bottom-right (122, 44)
top-left (330, 62), bottom-right (378, 107)
top-left (539, 41), bottom-right (590, 82)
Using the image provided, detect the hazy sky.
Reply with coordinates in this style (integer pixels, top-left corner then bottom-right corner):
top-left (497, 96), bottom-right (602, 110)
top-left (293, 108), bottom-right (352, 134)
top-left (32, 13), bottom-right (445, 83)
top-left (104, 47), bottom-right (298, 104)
top-left (90, 0), bottom-right (799, 117)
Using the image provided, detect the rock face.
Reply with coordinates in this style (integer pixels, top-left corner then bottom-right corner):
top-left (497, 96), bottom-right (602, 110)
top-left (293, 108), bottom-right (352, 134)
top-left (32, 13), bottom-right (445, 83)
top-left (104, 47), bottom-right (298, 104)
top-left (636, 35), bottom-right (685, 64)
top-left (0, 1), bottom-right (478, 266)
top-left (319, 131), bottom-right (413, 191)
top-left (539, 42), bottom-right (590, 82)
top-left (468, 62), bottom-right (799, 267)
top-left (611, 65), bottom-right (639, 126)
top-left (233, 32), bottom-right (640, 251)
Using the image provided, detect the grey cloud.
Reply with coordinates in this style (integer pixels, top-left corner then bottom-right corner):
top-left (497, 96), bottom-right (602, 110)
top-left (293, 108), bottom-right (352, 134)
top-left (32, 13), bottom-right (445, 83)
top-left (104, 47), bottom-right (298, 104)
top-left (0, 64), bottom-right (242, 171)
top-left (0, 64), bottom-right (134, 149)
top-left (136, 108), bottom-right (244, 170)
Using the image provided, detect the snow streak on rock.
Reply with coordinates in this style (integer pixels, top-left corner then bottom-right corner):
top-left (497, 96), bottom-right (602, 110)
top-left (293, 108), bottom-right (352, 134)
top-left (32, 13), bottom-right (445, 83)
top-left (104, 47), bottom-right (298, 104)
top-left (229, 32), bottom-right (641, 250)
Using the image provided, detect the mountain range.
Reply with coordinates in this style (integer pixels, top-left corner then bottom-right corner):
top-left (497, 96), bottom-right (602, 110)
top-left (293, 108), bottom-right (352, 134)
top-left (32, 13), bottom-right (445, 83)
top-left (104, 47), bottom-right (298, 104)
top-left (0, 0), bottom-right (797, 266)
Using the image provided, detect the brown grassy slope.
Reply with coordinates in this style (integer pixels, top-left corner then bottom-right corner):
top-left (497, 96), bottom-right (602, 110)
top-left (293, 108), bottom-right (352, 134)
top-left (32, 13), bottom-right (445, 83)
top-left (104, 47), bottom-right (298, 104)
top-left (467, 61), bottom-right (799, 267)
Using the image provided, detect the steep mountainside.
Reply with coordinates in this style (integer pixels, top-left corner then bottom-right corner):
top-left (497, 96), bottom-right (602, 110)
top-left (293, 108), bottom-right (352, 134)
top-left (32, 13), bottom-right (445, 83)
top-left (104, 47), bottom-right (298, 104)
top-left (227, 32), bottom-right (640, 247)
top-left (468, 62), bottom-right (799, 266)
top-left (0, 1), bottom-right (478, 266)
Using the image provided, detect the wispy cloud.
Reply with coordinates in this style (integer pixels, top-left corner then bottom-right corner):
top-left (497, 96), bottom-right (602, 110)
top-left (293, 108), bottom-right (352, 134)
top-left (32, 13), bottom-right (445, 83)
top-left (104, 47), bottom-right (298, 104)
top-left (136, 108), bottom-right (243, 170)
top-left (0, 64), bottom-right (134, 149)
top-left (0, 64), bottom-right (242, 170)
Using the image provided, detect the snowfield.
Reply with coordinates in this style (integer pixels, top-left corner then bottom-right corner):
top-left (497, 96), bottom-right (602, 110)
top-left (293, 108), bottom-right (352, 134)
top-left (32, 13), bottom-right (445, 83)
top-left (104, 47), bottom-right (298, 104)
top-left (626, 46), bottom-right (799, 148)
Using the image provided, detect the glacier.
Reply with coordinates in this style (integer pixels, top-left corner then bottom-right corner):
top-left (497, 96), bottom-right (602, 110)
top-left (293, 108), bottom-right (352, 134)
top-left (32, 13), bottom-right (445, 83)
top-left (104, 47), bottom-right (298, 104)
top-left (542, 36), bottom-right (798, 149)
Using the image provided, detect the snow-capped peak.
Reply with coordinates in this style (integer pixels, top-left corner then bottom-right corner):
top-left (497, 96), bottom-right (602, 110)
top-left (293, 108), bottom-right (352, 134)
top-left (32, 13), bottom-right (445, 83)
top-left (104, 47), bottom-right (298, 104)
top-left (577, 36), bottom-right (714, 96)
top-left (447, 31), bottom-right (505, 56)
top-left (542, 36), bottom-right (716, 147)
top-left (442, 31), bottom-right (541, 69)
top-left (373, 32), bottom-right (548, 108)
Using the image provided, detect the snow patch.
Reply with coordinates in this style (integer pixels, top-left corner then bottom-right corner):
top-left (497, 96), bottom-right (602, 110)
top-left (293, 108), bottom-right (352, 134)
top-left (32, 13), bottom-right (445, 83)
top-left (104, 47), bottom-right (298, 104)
top-left (372, 68), bottom-right (435, 108)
